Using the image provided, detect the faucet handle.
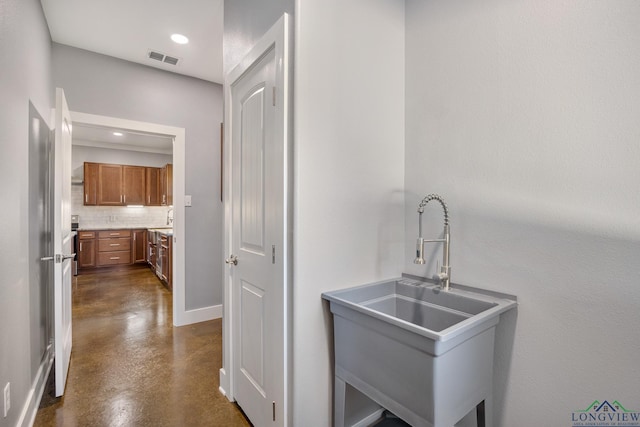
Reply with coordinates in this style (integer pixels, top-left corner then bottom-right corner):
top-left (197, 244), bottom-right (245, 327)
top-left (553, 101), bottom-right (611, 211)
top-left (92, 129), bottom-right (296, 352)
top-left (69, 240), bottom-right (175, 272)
top-left (433, 260), bottom-right (449, 283)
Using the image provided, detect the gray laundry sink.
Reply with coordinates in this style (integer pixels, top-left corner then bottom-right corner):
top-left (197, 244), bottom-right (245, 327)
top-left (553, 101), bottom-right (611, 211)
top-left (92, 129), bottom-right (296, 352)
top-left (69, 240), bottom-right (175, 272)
top-left (322, 277), bottom-right (517, 427)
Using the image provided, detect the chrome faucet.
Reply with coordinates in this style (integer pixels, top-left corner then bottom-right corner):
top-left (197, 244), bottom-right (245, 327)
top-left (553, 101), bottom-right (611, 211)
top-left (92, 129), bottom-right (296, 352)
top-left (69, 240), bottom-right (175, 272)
top-left (166, 207), bottom-right (174, 226)
top-left (414, 194), bottom-right (451, 291)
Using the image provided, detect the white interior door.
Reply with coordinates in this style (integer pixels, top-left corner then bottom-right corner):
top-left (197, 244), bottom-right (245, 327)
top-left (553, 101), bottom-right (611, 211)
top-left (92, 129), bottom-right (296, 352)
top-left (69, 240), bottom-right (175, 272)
top-left (53, 87), bottom-right (74, 396)
top-left (227, 15), bottom-right (290, 427)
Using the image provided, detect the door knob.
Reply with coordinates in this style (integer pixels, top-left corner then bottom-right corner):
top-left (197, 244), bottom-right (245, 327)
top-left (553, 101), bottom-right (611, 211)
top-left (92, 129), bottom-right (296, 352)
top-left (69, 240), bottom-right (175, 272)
top-left (225, 254), bottom-right (238, 265)
top-left (56, 253), bottom-right (76, 263)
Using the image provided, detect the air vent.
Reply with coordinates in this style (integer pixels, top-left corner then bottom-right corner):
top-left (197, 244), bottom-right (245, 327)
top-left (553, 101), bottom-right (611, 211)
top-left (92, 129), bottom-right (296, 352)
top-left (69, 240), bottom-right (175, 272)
top-left (163, 55), bottom-right (179, 65)
top-left (147, 50), bottom-right (181, 66)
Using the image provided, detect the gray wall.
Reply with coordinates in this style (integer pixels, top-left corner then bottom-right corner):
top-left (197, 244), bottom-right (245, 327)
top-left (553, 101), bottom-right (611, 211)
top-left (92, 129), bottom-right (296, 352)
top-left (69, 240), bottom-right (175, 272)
top-left (71, 145), bottom-right (172, 179)
top-left (405, 1), bottom-right (640, 425)
top-left (52, 44), bottom-right (224, 311)
top-left (0, 0), bottom-right (53, 425)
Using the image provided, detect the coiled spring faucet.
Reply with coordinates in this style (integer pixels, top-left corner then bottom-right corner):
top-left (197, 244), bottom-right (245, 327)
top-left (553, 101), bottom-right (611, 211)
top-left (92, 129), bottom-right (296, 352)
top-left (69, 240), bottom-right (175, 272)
top-left (414, 194), bottom-right (451, 291)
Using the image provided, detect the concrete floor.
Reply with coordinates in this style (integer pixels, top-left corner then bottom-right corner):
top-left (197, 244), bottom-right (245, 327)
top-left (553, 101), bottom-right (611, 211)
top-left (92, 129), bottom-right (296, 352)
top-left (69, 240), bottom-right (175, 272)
top-left (34, 266), bottom-right (251, 427)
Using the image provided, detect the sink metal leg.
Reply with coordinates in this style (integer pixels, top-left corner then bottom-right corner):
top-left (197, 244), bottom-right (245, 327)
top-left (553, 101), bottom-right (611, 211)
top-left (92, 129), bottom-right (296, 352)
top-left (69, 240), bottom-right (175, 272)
top-left (476, 400), bottom-right (485, 427)
top-left (476, 396), bottom-right (494, 427)
top-left (334, 376), bottom-right (346, 427)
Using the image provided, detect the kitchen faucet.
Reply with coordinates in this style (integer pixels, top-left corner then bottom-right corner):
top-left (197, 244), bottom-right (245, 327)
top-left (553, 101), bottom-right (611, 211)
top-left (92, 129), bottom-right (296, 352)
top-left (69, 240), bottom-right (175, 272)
top-left (414, 194), bottom-right (451, 291)
top-left (166, 207), bottom-right (174, 226)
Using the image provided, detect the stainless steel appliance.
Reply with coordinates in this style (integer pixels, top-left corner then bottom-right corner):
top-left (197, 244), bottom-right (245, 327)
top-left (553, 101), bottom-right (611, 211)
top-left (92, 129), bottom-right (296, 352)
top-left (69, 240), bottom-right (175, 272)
top-left (71, 215), bottom-right (79, 275)
top-left (147, 230), bottom-right (162, 278)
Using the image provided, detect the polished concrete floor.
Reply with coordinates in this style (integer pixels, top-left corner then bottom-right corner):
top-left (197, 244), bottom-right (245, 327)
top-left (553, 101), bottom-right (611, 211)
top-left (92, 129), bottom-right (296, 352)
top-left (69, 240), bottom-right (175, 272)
top-left (34, 266), bottom-right (251, 427)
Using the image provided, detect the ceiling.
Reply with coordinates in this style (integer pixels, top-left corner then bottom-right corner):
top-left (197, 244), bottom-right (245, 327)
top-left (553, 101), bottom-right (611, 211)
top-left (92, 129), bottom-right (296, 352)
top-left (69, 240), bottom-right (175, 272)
top-left (41, 0), bottom-right (224, 84)
top-left (72, 123), bottom-right (174, 155)
top-left (41, 0), bottom-right (223, 153)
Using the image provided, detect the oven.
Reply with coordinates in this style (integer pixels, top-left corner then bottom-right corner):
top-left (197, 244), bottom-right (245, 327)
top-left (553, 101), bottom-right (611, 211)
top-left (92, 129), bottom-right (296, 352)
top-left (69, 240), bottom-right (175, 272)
top-left (71, 215), bottom-right (79, 276)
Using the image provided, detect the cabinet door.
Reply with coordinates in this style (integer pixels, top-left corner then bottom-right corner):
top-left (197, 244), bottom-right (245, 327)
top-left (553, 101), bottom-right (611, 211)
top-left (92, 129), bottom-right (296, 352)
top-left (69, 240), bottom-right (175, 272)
top-left (145, 167), bottom-right (161, 206)
top-left (160, 164), bottom-right (173, 206)
top-left (78, 239), bottom-right (96, 268)
top-left (98, 164), bottom-right (123, 205)
top-left (83, 163), bottom-right (99, 205)
top-left (165, 163), bottom-right (173, 206)
top-left (123, 166), bottom-right (146, 205)
top-left (132, 229), bottom-right (147, 263)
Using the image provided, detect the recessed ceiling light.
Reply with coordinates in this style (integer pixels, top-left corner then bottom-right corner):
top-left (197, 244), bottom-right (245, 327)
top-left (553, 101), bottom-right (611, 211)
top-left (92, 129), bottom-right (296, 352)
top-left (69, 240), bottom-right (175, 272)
top-left (113, 132), bottom-right (123, 136)
top-left (171, 34), bottom-right (189, 44)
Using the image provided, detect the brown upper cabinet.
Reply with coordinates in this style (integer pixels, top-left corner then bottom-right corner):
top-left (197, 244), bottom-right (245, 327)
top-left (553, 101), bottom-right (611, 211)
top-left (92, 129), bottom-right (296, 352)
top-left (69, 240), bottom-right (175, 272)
top-left (84, 162), bottom-right (171, 206)
top-left (83, 162), bottom-right (99, 205)
top-left (123, 165), bottom-right (146, 205)
top-left (145, 167), bottom-right (162, 206)
top-left (160, 163), bottom-right (173, 206)
top-left (97, 164), bottom-right (123, 205)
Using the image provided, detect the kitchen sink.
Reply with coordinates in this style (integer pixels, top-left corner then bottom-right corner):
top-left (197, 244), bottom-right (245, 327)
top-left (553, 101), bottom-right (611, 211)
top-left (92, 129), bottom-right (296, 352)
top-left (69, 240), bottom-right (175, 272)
top-left (322, 277), bottom-right (517, 427)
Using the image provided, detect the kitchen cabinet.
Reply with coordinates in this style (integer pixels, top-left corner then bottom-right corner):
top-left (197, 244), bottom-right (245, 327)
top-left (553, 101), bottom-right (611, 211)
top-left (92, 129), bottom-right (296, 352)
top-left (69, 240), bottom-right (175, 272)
top-left (83, 162), bottom-right (99, 205)
top-left (132, 229), bottom-right (147, 263)
top-left (84, 162), bottom-right (169, 206)
top-left (123, 166), bottom-right (146, 205)
top-left (145, 167), bottom-right (162, 206)
top-left (160, 163), bottom-right (173, 206)
top-left (97, 164), bottom-right (123, 205)
top-left (97, 229), bottom-right (131, 266)
top-left (77, 231), bottom-right (96, 268)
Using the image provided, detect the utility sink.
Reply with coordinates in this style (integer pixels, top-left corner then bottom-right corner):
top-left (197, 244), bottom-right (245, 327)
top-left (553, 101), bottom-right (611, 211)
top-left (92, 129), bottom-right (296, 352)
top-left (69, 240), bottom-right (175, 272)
top-left (322, 277), bottom-right (517, 427)
top-left (323, 277), bottom-right (515, 352)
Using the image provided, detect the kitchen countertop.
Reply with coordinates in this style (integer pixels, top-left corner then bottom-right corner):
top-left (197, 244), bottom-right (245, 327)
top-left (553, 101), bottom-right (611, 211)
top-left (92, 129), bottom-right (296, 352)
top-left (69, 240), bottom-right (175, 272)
top-left (148, 228), bottom-right (173, 236)
top-left (77, 226), bottom-right (173, 236)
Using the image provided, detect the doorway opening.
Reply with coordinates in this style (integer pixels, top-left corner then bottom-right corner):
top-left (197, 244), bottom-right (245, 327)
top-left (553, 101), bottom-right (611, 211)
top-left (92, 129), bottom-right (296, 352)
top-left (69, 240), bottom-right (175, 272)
top-left (69, 111), bottom-right (189, 325)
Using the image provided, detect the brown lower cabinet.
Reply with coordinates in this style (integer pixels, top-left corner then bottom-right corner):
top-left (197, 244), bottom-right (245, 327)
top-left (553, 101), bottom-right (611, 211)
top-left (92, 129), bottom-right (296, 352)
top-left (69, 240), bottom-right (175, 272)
top-left (97, 230), bottom-right (131, 266)
top-left (77, 229), bottom-right (148, 270)
top-left (77, 231), bottom-right (96, 268)
top-left (132, 229), bottom-right (147, 263)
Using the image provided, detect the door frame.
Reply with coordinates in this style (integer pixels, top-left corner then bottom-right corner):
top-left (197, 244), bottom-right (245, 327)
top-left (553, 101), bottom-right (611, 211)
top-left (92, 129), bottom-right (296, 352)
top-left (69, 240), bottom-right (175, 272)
top-left (69, 111), bottom-right (190, 326)
top-left (220, 13), bottom-right (293, 426)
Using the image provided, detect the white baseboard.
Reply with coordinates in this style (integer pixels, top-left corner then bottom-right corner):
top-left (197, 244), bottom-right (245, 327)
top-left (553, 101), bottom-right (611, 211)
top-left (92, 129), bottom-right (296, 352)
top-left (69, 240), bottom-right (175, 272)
top-left (219, 368), bottom-right (233, 402)
top-left (19, 346), bottom-right (54, 427)
top-left (178, 304), bottom-right (222, 326)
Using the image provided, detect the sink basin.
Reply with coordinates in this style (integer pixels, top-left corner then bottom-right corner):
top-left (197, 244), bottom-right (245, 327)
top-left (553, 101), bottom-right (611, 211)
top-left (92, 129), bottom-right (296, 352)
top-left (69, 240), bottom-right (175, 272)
top-left (322, 277), bottom-right (517, 427)
top-left (323, 277), bottom-right (515, 349)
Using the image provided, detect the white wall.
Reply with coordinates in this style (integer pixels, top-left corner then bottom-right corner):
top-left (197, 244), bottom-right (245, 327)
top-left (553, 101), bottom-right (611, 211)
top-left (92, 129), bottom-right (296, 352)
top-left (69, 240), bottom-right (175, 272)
top-left (405, 0), bottom-right (640, 425)
top-left (223, 0), bottom-right (294, 75)
top-left (0, 0), bottom-right (52, 426)
top-left (293, 0), bottom-right (405, 425)
top-left (52, 44), bottom-right (224, 311)
top-left (71, 145), bottom-right (172, 178)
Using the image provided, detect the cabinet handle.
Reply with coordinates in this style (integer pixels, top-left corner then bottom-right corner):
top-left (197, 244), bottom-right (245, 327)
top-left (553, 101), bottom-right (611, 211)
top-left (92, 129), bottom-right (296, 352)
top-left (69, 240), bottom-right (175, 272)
top-left (148, 196), bottom-right (151, 204)
top-left (110, 257), bottom-right (120, 260)
top-left (80, 242), bottom-right (83, 251)
top-left (121, 195), bottom-right (124, 203)
top-left (109, 233), bottom-right (119, 236)
top-left (110, 243), bottom-right (120, 246)
top-left (85, 194), bottom-right (88, 203)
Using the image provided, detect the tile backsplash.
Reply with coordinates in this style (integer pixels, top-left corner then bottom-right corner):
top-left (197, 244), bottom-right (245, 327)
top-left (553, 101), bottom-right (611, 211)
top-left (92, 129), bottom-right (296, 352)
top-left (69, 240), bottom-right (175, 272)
top-left (72, 185), bottom-right (172, 229)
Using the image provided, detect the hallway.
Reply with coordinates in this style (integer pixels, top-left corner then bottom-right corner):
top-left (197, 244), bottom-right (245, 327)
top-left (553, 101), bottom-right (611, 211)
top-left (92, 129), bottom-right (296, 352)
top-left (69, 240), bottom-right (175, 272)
top-left (34, 266), bottom-right (250, 427)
